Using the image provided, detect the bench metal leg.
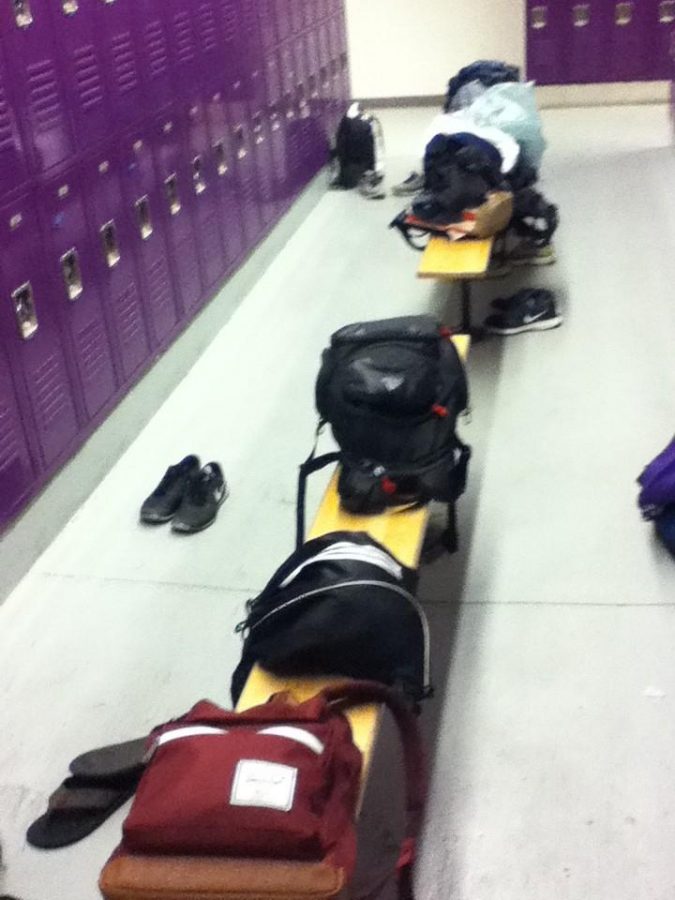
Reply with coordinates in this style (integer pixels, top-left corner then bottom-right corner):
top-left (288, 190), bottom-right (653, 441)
top-left (442, 502), bottom-right (459, 554)
top-left (457, 280), bottom-right (484, 340)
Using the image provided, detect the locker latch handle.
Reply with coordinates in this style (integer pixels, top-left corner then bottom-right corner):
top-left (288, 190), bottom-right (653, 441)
top-left (62, 0), bottom-right (78, 14)
top-left (61, 248), bottom-right (83, 301)
top-left (214, 140), bottom-right (228, 176)
top-left (283, 93), bottom-right (295, 120)
top-left (660, 0), bottom-right (675, 22)
top-left (615, 1), bottom-right (633, 25)
top-left (12, 281), bottom-right (38, 339)
top-left (164, 174), bottom-right (181, 216)
top-left (13, 0), bottom-right (33, 28)
top-left (573, 3), bottom-right (591, 26)
top-left (269, 103), bottom-right (281, 131)
top-left (135, 196), bottom-right (153, 240)
top-left (340, 51), bottom-right (348, 71)
top-left (320, 65), bottom-right (329, 90)
top-left (100, 220), bottom-right (121, 269)
top-left (531, 5), bottom-right (547, 29)
top-left (252, 113), bottom-right (265, 144)
top-left (234, 126), bottom-right (247, 159)
top-left (192, 156), bottom-right (207, 195)
top-left (309, 74), bottom-right (319, 99)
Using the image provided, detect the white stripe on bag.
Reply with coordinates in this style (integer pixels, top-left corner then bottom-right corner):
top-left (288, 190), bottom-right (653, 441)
top-left (154, 725), bottom-right (228, 750)
top-left (258, 726), bottom-right (325, 755)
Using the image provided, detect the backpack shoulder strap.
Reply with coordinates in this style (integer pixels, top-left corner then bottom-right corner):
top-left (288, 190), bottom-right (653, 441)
top-left (296, 422), bottom-right (341, 550)
top-left (322, 681), bottom-right (427, 900)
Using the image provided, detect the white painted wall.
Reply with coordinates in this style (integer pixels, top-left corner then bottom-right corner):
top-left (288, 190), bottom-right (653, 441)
top-left (344, 0), bottom-right (526, 100)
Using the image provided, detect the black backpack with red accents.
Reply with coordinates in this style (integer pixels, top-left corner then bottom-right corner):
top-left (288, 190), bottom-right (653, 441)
top-left (297, 316), bottom-right (470, 550)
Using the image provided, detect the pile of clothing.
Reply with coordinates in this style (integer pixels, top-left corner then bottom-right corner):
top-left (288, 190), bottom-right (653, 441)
top-left (391, 60), bottom-right (558, 256)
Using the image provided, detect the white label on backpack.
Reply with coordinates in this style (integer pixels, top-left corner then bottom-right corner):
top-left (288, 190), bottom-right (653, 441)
top-left (230, 760), bottom-right (297, 812)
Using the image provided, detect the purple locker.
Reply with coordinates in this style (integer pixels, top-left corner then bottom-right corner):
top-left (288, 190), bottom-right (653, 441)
top-left (302, 0), bottom-right (315, 29)
top-left (83, 154), bottom-right (151, 383)
top-left (47, 0), bottom-right (109, 153)
top-left (526, 1), bottom-right (567, 84)
top-left (0, 195), bottom-right (79, 468)
top-left (205, 91), bottom-right (247, 267)
top-left (164, 0), bottom-right (200, 103)
top-left (290, 0), bottom-right (304, 33)
top-left (565, 1), bottom-right (610, 84)
top-left (240, 0), bottom-right (266, 105)
top-left (196, 0), bottom-right (226, 94)
top-left (268, 104), bottom-right (291, 214)
top-left (653, 0), bottom-right (675, 79)
top-left (279, 41), bottom-right (297, 117)
top-left (275, 0), bottom-right (292, 42)
top-left (185, 101), bottom-right (229, 290)
top-left (265, 53), bottom-right (283, 106)
top-left (219, 0), bottom-right (245, 82)
top-left (150, 114), bottom-right (204, 316)
top-left (251, 109), bottom-right (278, 228)
top-left (95, 0), bottom-right (144, 129)
top-left (305, 28), bottom-right (321, 100)
top-left (0, 38), bottom-right (29, 200)
top-left (608, 0), bottom-right (649, 81)
top-left (258, 0), bottom-right (279, 53)
top-left (0, 343), bottom-right (36, 529)
top-left (37, 173), bottom-right (118, 421)
top-left (119, 134), bottom-right (181, 348)
top-left (294, 33), bottom-right (310, 97)
top-left (232, 117), bottom-right (264, 247)
top-left (0, 0), bottom-right (74, 175)
top-left (136, 0), bottom-right (174, 116)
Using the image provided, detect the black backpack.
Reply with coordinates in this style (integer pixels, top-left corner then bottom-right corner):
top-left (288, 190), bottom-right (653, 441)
top-left (231, 531), bottom-right (430, 705)
top-left (331, 102), bottom-right (383, 190)
top-left (297, 316), bottom-right (471, 549)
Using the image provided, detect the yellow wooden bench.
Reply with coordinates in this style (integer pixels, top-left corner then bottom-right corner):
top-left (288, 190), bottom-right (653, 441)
top-left (417, 236), bottom-right (496, 337)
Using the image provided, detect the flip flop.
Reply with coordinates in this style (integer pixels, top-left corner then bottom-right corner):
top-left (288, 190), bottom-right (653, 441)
top-left (69, 737), bottom-right (147, 781)
top-left (26, 775), bottom-right (136, 849)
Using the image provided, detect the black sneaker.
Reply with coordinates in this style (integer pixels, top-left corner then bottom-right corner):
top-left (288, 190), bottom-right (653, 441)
top-left (484, 289), bottom-right (562, 336)
top-left (171, 462), bottom-right (228, 534)
top-left (140, 455), bottom-right (201, 524)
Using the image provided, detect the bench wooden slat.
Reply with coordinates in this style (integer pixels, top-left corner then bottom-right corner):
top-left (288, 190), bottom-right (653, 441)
top-left (417, 236), bottom-right (493, 280)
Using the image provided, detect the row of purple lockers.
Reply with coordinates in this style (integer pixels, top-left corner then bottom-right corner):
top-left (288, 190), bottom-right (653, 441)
top-left (0, 6), bottom-right (350, 531)
top-left (0, 0), bottom-right (348, 198)
top-left (527, 0), bottom-right (675, 85)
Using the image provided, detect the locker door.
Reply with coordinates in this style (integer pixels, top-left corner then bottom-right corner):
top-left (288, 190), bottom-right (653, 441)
top-left (206, 91), bottom-right (246, 267)
top-left (232, 117), bottom-right (263, 248)
top-left (609, 0), bottom-right (649, 80)
top-left (185, 101), bottom-right (228, 291)
top-left (0, 0), bottom-right (74, 175)
top-left (0, 342), bottom-right (36, 529)
top-left (37, 173), bottom-right (118, 421)
top-left (83, 155), bottom-right (151, 384)
top-left (258, 0), bottom-right (278, 53)
top-left (268, 102), bottom-right (290, 215)
top-left (165, 0), bottom-right (200, 102)
top-left (95, 0), bottom-right (144, 130)
top-left (136, 0), bottom-right (174, 116)
top-left (294, 33), bottom-right (309, 116)
top-left (219, 0), bottom-right (245, 82)
top-left (0, 37), bottom-right (29, 199)
top-left (0, 195), bottom-right (79, 468)
top-left (305, 28), bottom-right (321, 102)
top-left (317, 19), bottom-right (332, 133)
top-left (240, 0), bottom-right (266, 105)
top-left (119, 134), bottom-right (180, 347)
top-left (565, 0), bottom-right (610, 83)
top-left (46, 0), bottom-right (109, 154)
top-left (275, 0), bottom-right (291, 42)
top-left (654, 0), bottom-right (675, 78)
top-left (527, 1), bottom-right (567, 84)
top-left (150, 114), bottom-right (204, 316)
top-left (251, 108), bottom-right (277, 229)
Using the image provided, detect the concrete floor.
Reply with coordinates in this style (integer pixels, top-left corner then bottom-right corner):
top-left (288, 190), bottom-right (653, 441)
top-left (1, 104), bottom-right (675, 900)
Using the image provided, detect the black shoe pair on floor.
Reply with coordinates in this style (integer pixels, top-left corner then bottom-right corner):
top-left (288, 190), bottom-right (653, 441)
top-left (140, 455), bottom-right (227, 534)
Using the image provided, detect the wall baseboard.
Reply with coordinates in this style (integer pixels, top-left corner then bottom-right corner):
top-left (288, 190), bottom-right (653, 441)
top-left (0, 171), bottom-right (328, 604)
top-left (360, 81), bottom-right (670, 111)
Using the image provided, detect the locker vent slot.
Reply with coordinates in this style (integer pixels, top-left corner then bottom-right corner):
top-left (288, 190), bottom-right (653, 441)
top-left (13, 0), bottom-right (33, 28)
top-left (198, 2), bottom-right (218, 52)
top-left (111, 31), bottom-right (139, 93)
top-left (135, 196), bottom-right (153, 240)
top-left (214, 140), bottom-right (228, 175)
top-left (615, 1), bottom-right (633, 25)
top-left (659, 0), bottom-right (675, 22)
top-left (61, 248), bottom-right (83, 301)
top-left (0, 82), bottom-right (15, 151)
top-left (573, 3), bottom-right (590, 26)
top-left (11, 282), bottom-right (38, 339)
top-left (165, 174), bottom-right (181, 215)
top-left (221, 0), bottom-right (237, 42)
top-left (146, 20), bottom-right (169, 77)
top-left (100, 220), bottom-right (121, 268)
top-left (174, 11), bottom-right (195, 64)
top-left (192, 156), bottom-right (206, 194)
top-left (73, 45), bottom-right (104, 111)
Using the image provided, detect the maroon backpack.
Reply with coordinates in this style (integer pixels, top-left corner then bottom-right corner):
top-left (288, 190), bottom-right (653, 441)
top-left (120, 682), bottom-right (426, 898)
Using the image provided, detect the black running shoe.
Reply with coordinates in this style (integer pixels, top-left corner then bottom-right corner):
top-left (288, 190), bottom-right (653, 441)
top-left (392, 171), bottom-right (425, 197)
top-left (484, 289), bottom-right (562, 336)
top-left (140, 455), bottom-right (201, 524)
top-left (172, 462), bottom-right (228, 534)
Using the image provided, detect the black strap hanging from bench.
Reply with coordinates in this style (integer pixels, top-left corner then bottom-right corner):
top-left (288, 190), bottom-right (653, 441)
top-left (296, 421), bottom-right (342, 550)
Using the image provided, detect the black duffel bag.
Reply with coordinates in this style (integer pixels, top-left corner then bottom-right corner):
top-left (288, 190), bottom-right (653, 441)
top-left (231, 531), bottom-right (430, 705)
